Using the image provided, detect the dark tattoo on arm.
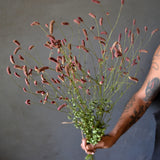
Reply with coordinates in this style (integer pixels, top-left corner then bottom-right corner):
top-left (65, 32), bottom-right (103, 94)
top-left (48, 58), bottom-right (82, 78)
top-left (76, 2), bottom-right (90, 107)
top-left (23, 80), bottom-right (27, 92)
top-left (128, 104), bottom-right (149, 127)
top-left (128, 78), bottom-right (160, 126)
top-left (121, 78), bottom-right (160, 132)
top-left (144, 77), bottom-right (160, 101)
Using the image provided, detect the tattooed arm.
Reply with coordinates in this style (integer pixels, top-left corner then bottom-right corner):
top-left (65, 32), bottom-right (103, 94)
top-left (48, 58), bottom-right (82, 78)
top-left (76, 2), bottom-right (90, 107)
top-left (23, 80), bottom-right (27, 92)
top-left (81, 45), bottom-right (160, 155)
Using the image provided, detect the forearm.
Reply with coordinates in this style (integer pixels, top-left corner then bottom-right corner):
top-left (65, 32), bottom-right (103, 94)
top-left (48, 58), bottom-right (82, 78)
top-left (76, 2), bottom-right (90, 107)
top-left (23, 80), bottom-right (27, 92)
top-left (111, 93), bottom-right (151, 140)
top-left (110, 45), bottom-right (160, 142)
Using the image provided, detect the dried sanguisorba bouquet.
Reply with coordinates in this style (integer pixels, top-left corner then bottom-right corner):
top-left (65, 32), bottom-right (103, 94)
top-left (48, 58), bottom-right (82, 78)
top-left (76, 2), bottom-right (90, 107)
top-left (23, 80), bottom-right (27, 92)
top-left (6, 0), bottom-right (158, 159)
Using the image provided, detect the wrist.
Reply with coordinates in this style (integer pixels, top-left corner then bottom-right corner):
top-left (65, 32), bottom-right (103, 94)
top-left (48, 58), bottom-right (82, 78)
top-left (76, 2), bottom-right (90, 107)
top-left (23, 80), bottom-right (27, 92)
top-left (94, 132), bottom-right (118, 149)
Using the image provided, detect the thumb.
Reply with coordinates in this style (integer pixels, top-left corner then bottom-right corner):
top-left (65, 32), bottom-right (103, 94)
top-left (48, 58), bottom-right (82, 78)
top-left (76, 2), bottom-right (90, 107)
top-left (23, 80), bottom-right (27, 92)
top-left (86, 144), bottom-right (95, 150)
top-left (81, 138), bottom-right (87, 150)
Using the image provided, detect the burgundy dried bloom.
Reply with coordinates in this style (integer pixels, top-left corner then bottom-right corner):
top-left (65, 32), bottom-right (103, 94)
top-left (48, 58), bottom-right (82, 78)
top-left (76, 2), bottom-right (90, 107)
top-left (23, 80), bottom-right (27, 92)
top-left (101, 50), bottom-right (106, 55)
top-left (34, 80), bottom-right (38, 86)
top-left (14, 65), bottom-right (23, 70)
top-left (99, 41), bottom-right (106, 46)
top-left (151, 28), bottom-right (159, 36)
top-left (139, 49), bottom-right (148, 53)
top-left (28, 69), bottom-right (32, 76)
top-left (78, 17), bottom-right (83, 22)
top-left (114, 50), bottom-right (122, 58)
top-left (57, 56), bottom-right (62, 62)
top-left (62, 56), bottom-right (66, 65)
top-left (128, 30), bottom-right (131, 38)
top-left (44, 44), bottom-right (53, 50)
top-left (118, 33), bottom-right (122, 42)
top-left (126, 57), bottom-right (130, 62)
top-left (13, 40), bottom-right (20, 46)
top-left (99, 81), bottom-right (104, 85)
top-left (18, 55), bottom-right (24, 61)
top-left (34, 66), bottom-right (38, 72)
top-left (80, 78), bottom-right (87, 84)
top-left (81, 40), bottom-right (85, 47)
top-left (28, 45), bottom-right (34, 50)
top-left (42, 80), bottom-right (49, 85)
top-left (82, 29), bottom-right (88, 41)
top-left (38, 66), bottom-right (49, 72)
top-left (51, 101), bottom-right (56, 104)
top-left (43, 93), bottom-right (49, 104)
top-left (73, 19), bottom-right (81, 24)
top-left (30, 21), bottom-right (40, 26)
top-left (45, 24), bottom-right (49, 28)
top-left (41, 74), bottom-right (46, 81)
top-left (36, 90), bottom-right (46, 95)
top-left (133, 19), bottom-right (136, 26)
top-left (108, 67), bottom-right (113, 71)
top-left (121, 0), bottom-right (124, 5)
top-left (58, 75), bottom-right (64, 82)
top-left (91, 0), bottom-right (100, 4)
top-left (57, 103), bottom-right (67, 111)
top-left (10, 55), bottom-right (15, 64)
top-left (65, 65), bottom-right (70, 77)
top-left (77, 63), bottom-right (82, 71)
top-left (137, 55), bottom-right (140, 61)
top-left (25, 78), bottom-right (30, 86)
top-left (49, 20), bottom-right (55, 34)
top-left (98, 58), bottom-right (103, 63)
top-left (23, 88), bottom-right (27, 93)
top-left (144, 26), bottom-right (148, 32)
top-left (14, 72), bottom-right (20, 78)
top-left (128, 76), bottom-right (138, 83)
top-left (6, 66), bottom-right (11, 75)
top-left (25, 99), bottom-right (31, 105)
top-left (74, 56), bottom-right (78, 64)
top-left (23, 65), bottom-right (28, 77)
top-left (61, 22), bottom-right (69, 25)
top-left (86, 89), bottom-right (91, 95)
top-left (106, 12), bottom-right (110, 16)
top-left (94, 36), bottom-right (106, 42)
top-left (131, 33), bottom-right (134, 44)
top-left (136, 28), bottom-right (140, 35)
top-left (13, 47), bottom-right (21, 55)
top-left (131, 59), bottom-right (137, 66)
top-left (125, 27), bottom-right (128, 34)
top-left (59, 96), bottom-right (63, 100)
top-left (88, 13), bottom-right (96, 19)
top-left (99, 17), bottom-right (103, 26)
top-left (49, 57), bottom-right (58, 64)
top-left (77, 45), bottom-right (89, 53)
top-left (124, 47), bottom-right (128, 53)
top-left (55, 79), bottom-right (60, 84)
top-left (123, 72), bottom-right (128, 75)
top-left (56, 64), bottom-right (63, 73)
top-left (61, 40), bottom-right (65, 46)
top-left (100, 31), bottom-right (107, 35)
top-left (90, 26), bottom-right (95, 30)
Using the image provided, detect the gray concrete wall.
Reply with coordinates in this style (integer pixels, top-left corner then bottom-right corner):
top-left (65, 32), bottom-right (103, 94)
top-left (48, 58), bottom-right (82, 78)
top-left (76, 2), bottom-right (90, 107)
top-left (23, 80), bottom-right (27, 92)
top-left (0, 0), bottom-right (160, 160)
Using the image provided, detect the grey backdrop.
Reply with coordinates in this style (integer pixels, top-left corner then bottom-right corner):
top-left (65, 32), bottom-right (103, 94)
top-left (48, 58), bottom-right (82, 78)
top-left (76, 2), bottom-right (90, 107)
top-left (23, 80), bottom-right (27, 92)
top-left (0, 0), bottom-right (160, 160)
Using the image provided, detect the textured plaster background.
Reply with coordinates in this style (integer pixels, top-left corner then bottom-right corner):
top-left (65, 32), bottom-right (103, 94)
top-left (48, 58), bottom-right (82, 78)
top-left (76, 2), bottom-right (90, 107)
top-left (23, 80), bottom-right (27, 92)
top-left (0, 0), bottom-right (160, 160)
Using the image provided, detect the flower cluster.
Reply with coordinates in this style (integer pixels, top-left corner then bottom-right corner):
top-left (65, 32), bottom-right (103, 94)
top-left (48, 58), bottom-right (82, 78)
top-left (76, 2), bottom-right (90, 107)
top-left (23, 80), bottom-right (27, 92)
top-left (6, 0), bottom-right (158, 159)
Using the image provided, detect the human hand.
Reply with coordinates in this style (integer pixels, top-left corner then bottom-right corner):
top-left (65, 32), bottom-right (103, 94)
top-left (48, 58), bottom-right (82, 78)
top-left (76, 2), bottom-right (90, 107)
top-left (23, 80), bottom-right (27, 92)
top-left (81, 133), bottom-right (117, 155)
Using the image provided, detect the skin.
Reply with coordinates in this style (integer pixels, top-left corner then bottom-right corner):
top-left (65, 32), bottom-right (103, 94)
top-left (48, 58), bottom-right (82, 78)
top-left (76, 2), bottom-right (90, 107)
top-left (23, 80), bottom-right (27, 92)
top-left (81, 45), bottom-right (160, 155)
